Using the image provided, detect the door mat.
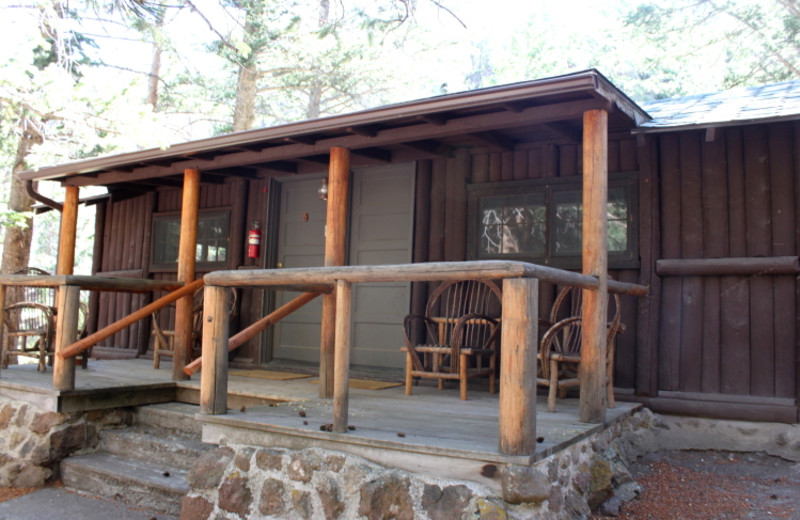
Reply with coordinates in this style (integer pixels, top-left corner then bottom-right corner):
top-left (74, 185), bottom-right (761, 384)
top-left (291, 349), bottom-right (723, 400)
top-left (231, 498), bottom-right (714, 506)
top-left (309, 378), bottom-right (403, 390)
top-left (229, 369), bottom-right (312, 381)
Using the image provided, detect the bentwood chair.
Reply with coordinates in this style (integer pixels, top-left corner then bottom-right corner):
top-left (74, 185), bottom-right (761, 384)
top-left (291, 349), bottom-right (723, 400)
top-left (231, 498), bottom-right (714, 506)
top-left (537, 286), bottom-right (623, 412)
top-left (401, 279), bottom-right (502, 400)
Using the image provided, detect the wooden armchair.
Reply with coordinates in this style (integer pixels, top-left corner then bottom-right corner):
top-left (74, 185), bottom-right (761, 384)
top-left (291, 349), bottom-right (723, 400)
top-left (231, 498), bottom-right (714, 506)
top-left (537, 286), bottom-right (623, 412)
top-left (402, 280), bottom-right (502, 400)
top-left (152, 288), bottom-right (237, 369)
top-left (2, 302), bottom-right (54, 372)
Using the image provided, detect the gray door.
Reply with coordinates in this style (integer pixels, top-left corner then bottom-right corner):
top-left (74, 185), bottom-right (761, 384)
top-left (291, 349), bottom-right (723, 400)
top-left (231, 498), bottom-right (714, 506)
top-left (270, 163), bottom-right (415, 369)
top-left (271, 176), bottom-right (327, 364)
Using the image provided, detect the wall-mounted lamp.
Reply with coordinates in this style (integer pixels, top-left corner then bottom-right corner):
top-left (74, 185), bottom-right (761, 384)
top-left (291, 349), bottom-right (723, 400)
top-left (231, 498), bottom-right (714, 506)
top-left (318, 177), bottom-right (328, 201)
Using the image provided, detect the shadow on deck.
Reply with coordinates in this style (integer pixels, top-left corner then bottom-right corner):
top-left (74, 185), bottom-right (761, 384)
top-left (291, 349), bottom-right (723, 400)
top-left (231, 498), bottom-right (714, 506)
top-left (0, 359), bottom-right (640, 490)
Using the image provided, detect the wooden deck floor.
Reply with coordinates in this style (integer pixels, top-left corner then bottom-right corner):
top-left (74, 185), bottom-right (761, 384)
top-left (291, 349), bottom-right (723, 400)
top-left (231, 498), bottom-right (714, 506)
top-left (0, 359), bottom-right (640, 490)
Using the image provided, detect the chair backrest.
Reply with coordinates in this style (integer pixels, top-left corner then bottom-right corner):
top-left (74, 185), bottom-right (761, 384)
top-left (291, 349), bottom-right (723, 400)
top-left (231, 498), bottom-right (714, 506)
top-left (548, 286), bottom-right (622, 355)
top-left (425, 280), bottom-right (502, 348)
top-left (13, 267), bottom-right (55, 308)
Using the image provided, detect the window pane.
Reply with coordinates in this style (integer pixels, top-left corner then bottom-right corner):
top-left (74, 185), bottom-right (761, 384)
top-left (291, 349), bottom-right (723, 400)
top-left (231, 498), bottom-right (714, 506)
top-left (152, 211), bottom-right (230, 267)
top-left (552, 191), bottom-right (582, 255)
top-left (479, 194), bottom-right (545, 257)
top-left (607, 187), bottom-right (628, 252)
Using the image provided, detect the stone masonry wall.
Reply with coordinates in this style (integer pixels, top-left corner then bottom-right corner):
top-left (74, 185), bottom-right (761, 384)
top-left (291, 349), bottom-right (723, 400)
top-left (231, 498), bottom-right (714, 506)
top-left (182, 408), bottom-right (660, 520)
top-left (0, 395), bottom-right (131, 487)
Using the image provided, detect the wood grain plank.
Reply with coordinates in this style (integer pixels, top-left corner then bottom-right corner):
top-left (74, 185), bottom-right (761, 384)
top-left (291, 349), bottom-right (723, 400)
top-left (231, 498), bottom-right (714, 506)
top-left (559, 144), bottom-right (578, 177)
top-left (743, 126), bottom-right (774, 396)
top-left (769, 123), bottom-right (796, 398)
top-left (678, 132), bottom-right (704, 392)
top-left (488, 152), bottom-right (502, 182)
top-left (471, 153), bottom-right (489, 184)
top-left (619, 138), bottom-right (638, 172)
top-left (512, 149), bottom-right (527, 180)
top-left (501, 152), bottom-right (514, 181)
top-left (527, 146), bottom-right (542, 179)
top-left (428, 159), bottom-right (446, 262)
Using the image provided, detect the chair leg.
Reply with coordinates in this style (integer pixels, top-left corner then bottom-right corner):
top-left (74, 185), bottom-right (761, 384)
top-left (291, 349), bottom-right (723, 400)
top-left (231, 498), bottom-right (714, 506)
top-left (405, 352), bottom-right (413, 396)
top-left (433, 353), bottom-right (444, 390)
top-left (548, 359), bottom-right (559, 412)
top-left (459, 353), bottom-right (468, 400)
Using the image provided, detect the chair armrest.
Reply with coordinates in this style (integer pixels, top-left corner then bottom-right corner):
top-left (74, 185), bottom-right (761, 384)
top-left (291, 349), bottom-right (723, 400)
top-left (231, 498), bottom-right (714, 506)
top-left (538, 316), bottom-right (581, 378)
top-left (452, 313), bottom-right (500, 351)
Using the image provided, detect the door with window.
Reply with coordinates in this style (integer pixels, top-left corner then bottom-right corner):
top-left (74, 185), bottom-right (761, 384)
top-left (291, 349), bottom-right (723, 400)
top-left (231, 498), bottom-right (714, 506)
top-left (270, 163), bottom-right (415, 369)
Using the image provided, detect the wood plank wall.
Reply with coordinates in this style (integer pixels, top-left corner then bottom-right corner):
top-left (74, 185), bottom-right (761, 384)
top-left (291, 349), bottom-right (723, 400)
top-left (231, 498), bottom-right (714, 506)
top-left (656, 123), bottom-right (797, 400)
top-left (414, 138), bottom-right (641, 389)
top-left (95, 181), bottom-right (247, 353)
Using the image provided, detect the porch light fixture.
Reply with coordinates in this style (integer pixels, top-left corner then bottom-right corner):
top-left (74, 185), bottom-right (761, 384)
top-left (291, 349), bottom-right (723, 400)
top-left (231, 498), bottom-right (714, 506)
top-left (318, 177), bottom-right (329, 201)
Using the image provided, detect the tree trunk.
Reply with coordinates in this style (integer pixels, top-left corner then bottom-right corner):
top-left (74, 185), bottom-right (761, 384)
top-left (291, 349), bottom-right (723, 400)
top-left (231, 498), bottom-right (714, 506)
top-left (1, 125), bottom-right (41, 302)
top-left (147, 42), bottom-right (162, 109)
top-left (233, 64), bottom-right (258, 131)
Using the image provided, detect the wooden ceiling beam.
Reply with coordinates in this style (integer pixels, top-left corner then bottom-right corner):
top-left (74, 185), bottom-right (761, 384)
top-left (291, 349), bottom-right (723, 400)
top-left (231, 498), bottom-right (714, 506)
top-left (346, 125), bottom-right (381, 138)
top-left (468, 131), bottom-right (516, 151)
top-left (401, 140), bottom-right (455, 157)
top-left (416, 114), bottom-right (448, 126)
top-left (70, 98), bottom-right (610, 187)
top-left (284, 135), bottom-right (316, 145)
top-left (500, 102), bottom-right (525, 113)
top-left (544, 121), bottom-right (581, 142)
top-left (351, 147), bottom-right (392, 163)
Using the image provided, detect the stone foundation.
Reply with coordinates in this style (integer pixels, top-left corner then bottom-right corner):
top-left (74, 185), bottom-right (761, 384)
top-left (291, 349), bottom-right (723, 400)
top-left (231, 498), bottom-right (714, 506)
top-left (182, 408), bottom-right (660, 520)
top-left (0, 395), bottom-right (131, 487)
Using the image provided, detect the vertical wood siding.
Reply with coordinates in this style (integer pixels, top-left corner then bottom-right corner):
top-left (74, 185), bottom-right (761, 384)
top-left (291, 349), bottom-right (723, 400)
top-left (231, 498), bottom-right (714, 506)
top-left (657, 124), bottom-right (797, 400)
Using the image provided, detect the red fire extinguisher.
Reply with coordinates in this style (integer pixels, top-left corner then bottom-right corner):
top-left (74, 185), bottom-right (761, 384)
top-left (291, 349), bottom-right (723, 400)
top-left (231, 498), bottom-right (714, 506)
top-left (248, 221), bottom-right (261, 259)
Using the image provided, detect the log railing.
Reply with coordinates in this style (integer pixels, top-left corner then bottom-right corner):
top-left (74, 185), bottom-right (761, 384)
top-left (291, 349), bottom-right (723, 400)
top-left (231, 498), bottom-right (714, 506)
top-left (0, 274), bottom-right (185, 391)
top-left (183, 290), bottom-right (326, 376)
top-left (200, 260), bottom-right (647, 457)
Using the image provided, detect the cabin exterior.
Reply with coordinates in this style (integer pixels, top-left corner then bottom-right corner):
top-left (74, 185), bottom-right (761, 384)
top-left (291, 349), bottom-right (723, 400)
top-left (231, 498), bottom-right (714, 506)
top-left (14, 70), bottom-right (800, 425)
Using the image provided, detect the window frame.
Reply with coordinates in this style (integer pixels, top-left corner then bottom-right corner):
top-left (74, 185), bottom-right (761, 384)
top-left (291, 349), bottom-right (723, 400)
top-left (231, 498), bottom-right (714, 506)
top-left (150, 208), bottom-right (232, 272)
top-left (466, 172), bottom-right (639, 270)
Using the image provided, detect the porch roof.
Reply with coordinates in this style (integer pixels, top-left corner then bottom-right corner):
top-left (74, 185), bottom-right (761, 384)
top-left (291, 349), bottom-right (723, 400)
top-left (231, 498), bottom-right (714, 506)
top-left (19, 69), bottom-right (649, 189)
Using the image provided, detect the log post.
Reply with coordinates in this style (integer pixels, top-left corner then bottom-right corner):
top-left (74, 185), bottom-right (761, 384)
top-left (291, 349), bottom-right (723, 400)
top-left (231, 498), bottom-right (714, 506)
top-left (56, 186), bottom-right (79, 275)
top-left (200, 285), bottom-right (229, 415)
top-left (53, 186), bottom-right (79, 390)
top-left (332, 279), bottom-right (351, 433)
top-left (320, 147), bottom-right (350, 398)
top-left (174, 169), bottom-right (200, 381)
top-left (579, 109), bottom-right (609, 423)
top-left (53, 284), bottom-right (80, 391)
top-left (498, 277), bottom-right (538, 456)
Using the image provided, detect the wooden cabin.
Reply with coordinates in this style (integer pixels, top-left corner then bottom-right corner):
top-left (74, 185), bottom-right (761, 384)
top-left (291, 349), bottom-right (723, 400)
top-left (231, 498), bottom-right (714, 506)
top-left (17, 70), bottom-right (800, 424)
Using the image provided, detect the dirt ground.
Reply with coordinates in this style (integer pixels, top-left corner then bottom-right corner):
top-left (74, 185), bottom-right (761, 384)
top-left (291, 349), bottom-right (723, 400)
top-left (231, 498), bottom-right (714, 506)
top-left (605, 450), bottom-right (800, 520)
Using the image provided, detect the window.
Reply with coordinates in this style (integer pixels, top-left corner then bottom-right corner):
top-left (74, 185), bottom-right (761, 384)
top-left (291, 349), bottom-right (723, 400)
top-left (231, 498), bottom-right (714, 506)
top-left (151, 209), bottom-right (231, 270)
top-left (467, 173), bottom-right (638, 269)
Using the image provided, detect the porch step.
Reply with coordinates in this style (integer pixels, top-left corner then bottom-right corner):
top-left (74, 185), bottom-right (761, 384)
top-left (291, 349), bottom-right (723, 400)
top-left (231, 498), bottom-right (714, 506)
top-left (60, 402), bottom-right (208, 518)
top-left (98, 427), bottom-right (210, 470)
top-left (133, 401), bottom-right (203, 438)
top-left (61, 452), bottom-right (188, 517)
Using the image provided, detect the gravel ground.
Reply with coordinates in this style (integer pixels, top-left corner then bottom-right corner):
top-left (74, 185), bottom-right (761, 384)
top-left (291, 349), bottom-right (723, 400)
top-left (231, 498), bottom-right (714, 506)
top-left (601, 450), bottom-right (800, 520)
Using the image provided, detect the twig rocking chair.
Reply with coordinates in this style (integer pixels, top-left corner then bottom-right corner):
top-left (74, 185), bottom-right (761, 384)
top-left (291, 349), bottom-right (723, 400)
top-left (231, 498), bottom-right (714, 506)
top-left (402, 279), bottom-right (502, 400)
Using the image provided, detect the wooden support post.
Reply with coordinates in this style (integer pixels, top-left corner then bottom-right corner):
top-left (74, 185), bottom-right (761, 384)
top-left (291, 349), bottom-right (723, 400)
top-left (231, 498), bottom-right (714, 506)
top-left (498, 278), bottom-right (538, 456)
top-left (320, 147), bottom-right (350, 398)
top-left (579, 109), bottom-right (609, 423)
top-left (57, 186), bottom-right (79, 275)
top-left (53, 285), bottom-right (80, 391)
top-left (332, 280), bottom-right (351, 433)
top-left (200, 285), bottom-right (229, 415)
top-left (53, 186), bottom-right (79, 390)
top-left (174, 168), bottom-right (200, 381)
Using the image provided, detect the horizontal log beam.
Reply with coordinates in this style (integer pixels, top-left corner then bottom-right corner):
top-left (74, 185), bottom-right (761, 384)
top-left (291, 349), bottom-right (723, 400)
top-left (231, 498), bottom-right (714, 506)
top-left (656, 256), bottom-right (800, 277)
top-left (67, 98), bottom-right (611, 187)
top-left (183, 291), bottom-right (322, 376)
top-left (0, 275), bottom-right (182, 293)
